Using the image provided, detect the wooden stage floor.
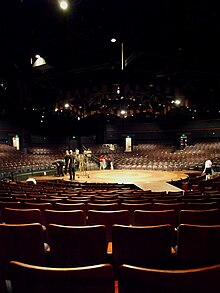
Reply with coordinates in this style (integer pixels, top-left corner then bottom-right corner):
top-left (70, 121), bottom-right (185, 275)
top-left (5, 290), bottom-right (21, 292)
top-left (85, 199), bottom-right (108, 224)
top-left (35, 170), bottom-right (199, 192)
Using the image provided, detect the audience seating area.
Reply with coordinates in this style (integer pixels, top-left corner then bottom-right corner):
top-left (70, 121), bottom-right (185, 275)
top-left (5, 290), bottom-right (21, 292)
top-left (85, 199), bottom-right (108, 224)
top-left (95, 142), bottom-right (220, 171)
top-left (0, 145), bottom-right (65, 180)
top-left (0, 179), bottom-right (220, 291)
top-left (1, 141), bottom-right (220, 291)
top-left (1, 142), bottom-right (220, 180)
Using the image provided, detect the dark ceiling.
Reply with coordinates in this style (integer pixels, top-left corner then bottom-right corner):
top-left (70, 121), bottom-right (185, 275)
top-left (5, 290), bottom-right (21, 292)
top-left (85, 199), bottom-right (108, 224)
top-left (1, 0), bottom-right (220, 119)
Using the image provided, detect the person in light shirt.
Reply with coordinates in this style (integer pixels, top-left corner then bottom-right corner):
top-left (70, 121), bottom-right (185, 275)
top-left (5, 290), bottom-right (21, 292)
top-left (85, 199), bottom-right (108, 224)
top-left (203, 159), bottom-right (212, 180)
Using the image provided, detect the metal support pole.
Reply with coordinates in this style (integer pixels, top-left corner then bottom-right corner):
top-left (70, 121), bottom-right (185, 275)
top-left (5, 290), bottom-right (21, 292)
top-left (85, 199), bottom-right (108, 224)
top-left (121, 42), bottom-right (124, 71)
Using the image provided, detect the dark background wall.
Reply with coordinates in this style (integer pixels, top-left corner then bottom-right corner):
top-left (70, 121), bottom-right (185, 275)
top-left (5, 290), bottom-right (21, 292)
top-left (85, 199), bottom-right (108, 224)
top-left (1, 118), bottom-right (220, 150)
top-left (105, 119), bottom-right (220, 146)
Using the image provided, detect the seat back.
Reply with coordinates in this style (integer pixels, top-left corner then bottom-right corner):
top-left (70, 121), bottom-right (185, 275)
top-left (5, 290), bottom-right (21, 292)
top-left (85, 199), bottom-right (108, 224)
top-left (112, 224), bottom-right (173, 269)
top-left (153, 203), bottom-right (185, 227)
top-left (44, 209), bottom-right (86, 227)
top-left (179, 209), bottom-right (220, 225)
top-left (0, 223), bottom-right (46, 279)
top-left (23, 202), bottom-right (52, 225)
top-left (184, 202), bottom-right (218, 210)
top-left (47, 224), bottom-right (108, 267)
top-left (0, 201), bottom-right (22, 222)
top-left (4, 208), bottom-right (41, 224)
top-left (10, 261), bottom-right (115, 293)
top-left (87, 203), bottom-right (119, 211)
top-left (88, 210), bottom-right (130, 241)
top-left (177, 224), bottom-right (220, 268)
top-left (118, 263), bottom-right (220, 293)
top-left (54, 202), bottom-right (87, 213)
top-left (153, 202), bottom-right (185, 211)
top-left (120, 203), bottom-right (153, 224)
top-left (133, 209), bottom-right (176, 228)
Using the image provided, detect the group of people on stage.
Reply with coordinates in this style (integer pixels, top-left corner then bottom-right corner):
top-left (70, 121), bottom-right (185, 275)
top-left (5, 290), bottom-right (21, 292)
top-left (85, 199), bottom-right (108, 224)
top-left (64, 149), bottom-right (76, 180)
top-left (54, 148), bottom-right (115, 178)
top-left (53, 147), bottom-right (92, 180)
top-left (99, 154), bottom-right (114, 170)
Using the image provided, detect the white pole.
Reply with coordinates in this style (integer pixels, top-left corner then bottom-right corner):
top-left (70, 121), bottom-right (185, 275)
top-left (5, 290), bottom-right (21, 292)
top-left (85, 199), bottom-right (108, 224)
top-left (121, 42), bottom-right (124, 71)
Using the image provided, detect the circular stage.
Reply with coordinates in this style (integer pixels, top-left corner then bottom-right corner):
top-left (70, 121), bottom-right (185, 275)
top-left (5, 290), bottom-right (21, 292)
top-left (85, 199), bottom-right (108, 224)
top-left (73, 170), bottom-right (188, 191)
top-left (35, 170), bottom-right (199, 192)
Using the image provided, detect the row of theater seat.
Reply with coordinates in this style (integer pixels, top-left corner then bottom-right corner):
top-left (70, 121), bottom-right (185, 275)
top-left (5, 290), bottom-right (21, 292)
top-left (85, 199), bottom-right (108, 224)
top-left (7, 261), bottom-right (220, 293)
top-left (2, 223), bottom-right (220, 292)
top-left (1, 179), bottom-right (220, 292)
top-left (2, 178), bottom-right (220, 199)
top-left (1, 207), bottom-right (220, 252)
top-left (1, 204), bottom-right (220, 228)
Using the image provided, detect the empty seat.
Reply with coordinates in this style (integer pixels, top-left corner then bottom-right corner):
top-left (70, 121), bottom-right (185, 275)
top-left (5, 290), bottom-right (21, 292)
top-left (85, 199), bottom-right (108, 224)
top-left (3, 208), bottom-right (42, 224)
top-left (88, 210), bottom-right (130, 241)
top-left (93, 199), bottom-right (120, 204)
top-left (118, 263), bottom-right (220, 293)
top-left (112, 224), bottom-right (174, 269)
top-left (133, 209), bottom-right (176, 228)
top-left (0, 223), bottom-right (46, 281)
top-left (120, 203), bottom-right (153, 224)
top-left (47, 224), bottom-right (108, 267)
top-left (23, 202), bottom-right (52, 225)
top-left (179, 209), bottom-right (220, 225)
top-left (10, 261), bottom-right (115, 293)
top-left (44, 209), bottom-right (86, 227)
top-left (167, 191), bottom-right (184, 196)
top-left (153, 202), bottom-right (185, 227)
top-left (0, 201), bottom-right (22, 222)
top-left (184, 202), bottom-right (218, 210)
top-left (54, 202), bottom-right (87, 213)
top-left (176, 224), bottom-right (220, 268)
top-left (87, 203), bottom-right (120, 211)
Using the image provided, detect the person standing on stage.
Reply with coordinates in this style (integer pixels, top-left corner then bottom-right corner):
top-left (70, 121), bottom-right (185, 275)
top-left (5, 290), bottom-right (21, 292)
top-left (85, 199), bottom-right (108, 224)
top-left (110, 155), bottom-right (114, 170)
top-left (69, 150), bottom-right (75, 180)
top-left (86, 148), bottom-right (92, 161)
top-left (64, 150), bottom-right (70, 175)
top-left (203, 159), bottom-right (213, 180)
top-left (99, 154), bottom-right (107, 170)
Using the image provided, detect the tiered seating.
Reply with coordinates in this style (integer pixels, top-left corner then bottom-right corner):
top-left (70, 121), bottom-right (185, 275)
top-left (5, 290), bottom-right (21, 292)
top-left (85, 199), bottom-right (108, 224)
top-left (1, 179), bottom-right (220, 291)
top-left (91, 142), bottom-right (220, 171)
top-left (1, 142), bottom-right (220, 179)
top-left (0, 144), bottom-right (65, 179)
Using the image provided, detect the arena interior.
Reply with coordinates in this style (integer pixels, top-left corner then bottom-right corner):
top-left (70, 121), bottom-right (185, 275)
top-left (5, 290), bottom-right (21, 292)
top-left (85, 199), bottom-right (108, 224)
top-left (1, 1), bottom-right (220, 292)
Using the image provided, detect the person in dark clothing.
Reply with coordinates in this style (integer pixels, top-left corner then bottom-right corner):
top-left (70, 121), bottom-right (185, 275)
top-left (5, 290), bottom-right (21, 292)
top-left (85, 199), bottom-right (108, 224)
top-left (64, 150), bottom-right (70, 175)
top-left (52, 159), bottom-right (64, 176)
top-left (69, 150), bottom-right (75, 180)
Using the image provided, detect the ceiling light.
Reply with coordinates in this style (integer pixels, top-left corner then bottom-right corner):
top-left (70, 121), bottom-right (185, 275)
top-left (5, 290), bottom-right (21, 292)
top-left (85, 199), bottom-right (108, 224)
top-left (174, 99), bottom-right (181, 105)
top-left (59, 0), bottom-right (68, 10)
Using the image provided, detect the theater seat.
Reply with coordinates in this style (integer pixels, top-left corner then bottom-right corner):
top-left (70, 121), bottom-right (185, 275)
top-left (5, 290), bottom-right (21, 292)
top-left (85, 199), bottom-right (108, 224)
top-left (118, 263), bottom-right (220, 293)
top-left (88, 210), bottom-right (130, 242)
top-left (47, 224), bottom-right (108, 267)
top-left (10, 261), bottom-right (115, 293)
top-left (112, 224), bottom-right (174, 269)
top-left (0, 223), bottom-right (46, 282)
top-left (176, 224), bottom-right (220, 268)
